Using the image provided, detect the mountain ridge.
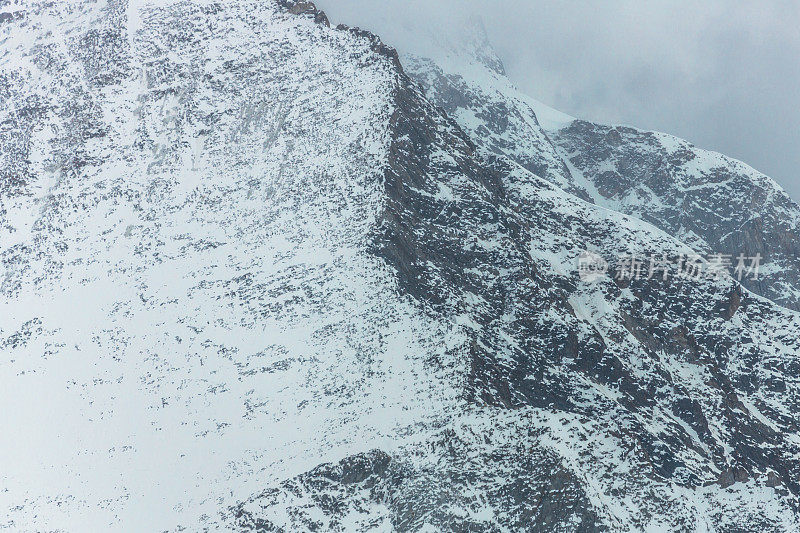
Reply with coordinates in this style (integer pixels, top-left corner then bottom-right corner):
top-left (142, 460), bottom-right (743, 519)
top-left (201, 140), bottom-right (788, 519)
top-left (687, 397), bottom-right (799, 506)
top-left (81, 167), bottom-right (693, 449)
top-left (400, 32), bottom-right (800, 312)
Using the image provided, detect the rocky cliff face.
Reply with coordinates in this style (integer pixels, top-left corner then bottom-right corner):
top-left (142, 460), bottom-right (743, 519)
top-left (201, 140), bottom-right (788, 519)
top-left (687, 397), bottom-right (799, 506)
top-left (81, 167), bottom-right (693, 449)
top-left (2, 1), bottom-right (799, 531)
top-left (552, 121), bottom-right (800, 311)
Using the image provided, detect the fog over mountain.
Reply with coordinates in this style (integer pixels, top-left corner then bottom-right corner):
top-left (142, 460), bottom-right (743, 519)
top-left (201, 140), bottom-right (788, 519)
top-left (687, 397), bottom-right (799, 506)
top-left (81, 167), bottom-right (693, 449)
top-left (317, 0), bottom-right (800, 200)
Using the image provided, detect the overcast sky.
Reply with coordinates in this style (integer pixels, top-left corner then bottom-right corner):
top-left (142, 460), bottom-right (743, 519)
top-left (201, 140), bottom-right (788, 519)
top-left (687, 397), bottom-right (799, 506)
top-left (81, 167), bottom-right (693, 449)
top-left (316, 0), bottom-right (800, 201)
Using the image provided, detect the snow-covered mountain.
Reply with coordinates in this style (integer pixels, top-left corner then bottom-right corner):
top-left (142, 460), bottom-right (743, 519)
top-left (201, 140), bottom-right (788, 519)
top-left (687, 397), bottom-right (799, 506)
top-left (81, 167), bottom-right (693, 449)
top-left (402, 25), bottom-right (800, 312)
top-left (2, 1), bottom-right (799, 531)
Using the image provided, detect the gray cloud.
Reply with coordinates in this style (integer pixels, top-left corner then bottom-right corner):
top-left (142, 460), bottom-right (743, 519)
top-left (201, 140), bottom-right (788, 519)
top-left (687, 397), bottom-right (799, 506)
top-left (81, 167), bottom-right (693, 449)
top-left (316, 0), bottom-right (800, 200)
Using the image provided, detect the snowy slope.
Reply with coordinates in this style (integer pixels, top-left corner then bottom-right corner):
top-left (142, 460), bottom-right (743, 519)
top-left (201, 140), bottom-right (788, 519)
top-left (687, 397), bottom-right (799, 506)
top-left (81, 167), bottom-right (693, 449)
top-left (1, 1), bottom-right (464, 529)
top-left (2, 1), bottom-right (800, 532)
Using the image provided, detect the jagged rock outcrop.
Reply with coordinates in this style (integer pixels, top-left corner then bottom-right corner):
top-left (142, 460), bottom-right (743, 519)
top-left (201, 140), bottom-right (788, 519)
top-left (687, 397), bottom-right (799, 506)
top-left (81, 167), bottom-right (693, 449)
top-left (551, 120), bottom-right (800, 311)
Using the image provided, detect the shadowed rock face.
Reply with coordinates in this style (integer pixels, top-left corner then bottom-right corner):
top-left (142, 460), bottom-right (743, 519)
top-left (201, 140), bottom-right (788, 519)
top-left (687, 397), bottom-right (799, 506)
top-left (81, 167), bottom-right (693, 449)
top-left (348, 6), bottom-right (800, 529)
top-left (3, 1), bottom-right (800, 531)
top-left (374, 35), bottom-right (800, 503)
top-left (233, 443), bottom-right (603, 532)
